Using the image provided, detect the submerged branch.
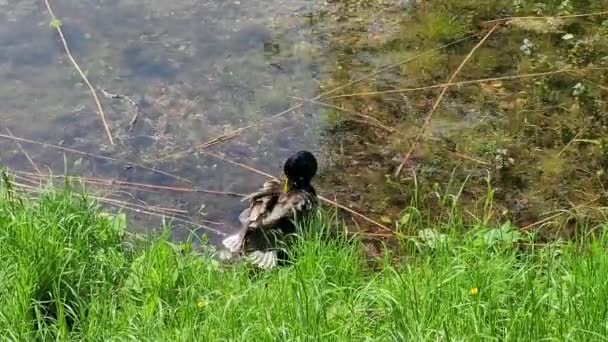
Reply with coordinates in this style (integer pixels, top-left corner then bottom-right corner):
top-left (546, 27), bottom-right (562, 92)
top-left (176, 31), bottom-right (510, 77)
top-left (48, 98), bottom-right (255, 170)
top-left (44, 0), bottom-right (114, 145)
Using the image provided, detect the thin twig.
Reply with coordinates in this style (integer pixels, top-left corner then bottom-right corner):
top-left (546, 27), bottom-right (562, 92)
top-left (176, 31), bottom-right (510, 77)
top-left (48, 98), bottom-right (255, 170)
top-left (93, 196), bottom-right (188, 215)
top-left (100, 88), bottom-right (141, 133)
top-left (449, 151), bottom-right (490, 166)
top-left (44, 0), bottom-right (114, 145)
top-left (558, 129), bottom-right (585, 157)
top-left (565, 70), bottom-right (608, 93)
top-left (201, 151), bottom-right (275, 178)
top-left (11, 173), bottom-right (185, 215)
top-left (14, 172), bottom-right (226, 227)
top-left (13, 170), bottom-right (246, 197)
top-left (0, 133), bottom-right (191, 183)
top-left (520, 213), bottom-right (564, 231)
top-left (326, 67), bottom-right (608, 99)
top-left (395, 24), bottom-right (502, 176)
top-left (6, 128), bottom-right (42, 175)
top-left (195, 103), bottom-right (306, 151)
top-left (11, 177), bottom-right (226, 236)
top-left (293, 96), bottom-right (396, 133)
top-left (485, 10), bottom-right (608, 23)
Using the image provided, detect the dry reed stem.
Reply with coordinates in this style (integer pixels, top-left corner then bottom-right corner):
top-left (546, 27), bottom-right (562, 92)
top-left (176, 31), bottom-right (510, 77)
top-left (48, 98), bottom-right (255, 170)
top-left (201, 151), bottom-right (394, 233)
top-left (519, 194), bottom-right (602, 232)
top-left (194, 103), bottom-right (305, 151)
top-left (485, 10), bottom-right (608, 23)
top-left (201, 151), bottom-right (276, 179)
top-left (0, 133), bottom-right (191, 183)
top-left (395, 24), bottom-right (501, 176)
top-left (13, 170), bottom-right (246, 197)
top-left (566, 70), bottom-right (608, 93)
top-left (6, 128), bottom-right (42, 175)
top-left (12, 175), bottom-right (42, 188)
top-left (91, 197), bottom-right (226, 235)
top-left (21, 175), bottom-right (227, 227)
top-left (558, 129), bottom-right (585, 157)
top-left (449, 151), bottom-right (490, 166)
top-left (80, 181), bottom-right (160, 194)
top-left (11, 175), bottom-right (226, 236)
top-left (326, 67), bottom-right (608, 99)
top-left (93, 196), bottom-right (188, 215)
top-left (158, 103), bottom-right (305, 163)
top-left (44, 0), bottom-right (114, 145)
top-left (321, 201), bottom-right (392, 233)
top-left (292, 97), bottom-right (396, 133)
top-left (13, 171), bottom-right (232, 225)
top-left (353, 231), bottom-right (415, 239)
top-left (520, 213), bottom-right (565, 231)
top-left (118, 206), bottom-right (227, 236)
top-left (11, 173), bottom-right (184, 215)
top-left (98, 179), bottom-right (245, 197)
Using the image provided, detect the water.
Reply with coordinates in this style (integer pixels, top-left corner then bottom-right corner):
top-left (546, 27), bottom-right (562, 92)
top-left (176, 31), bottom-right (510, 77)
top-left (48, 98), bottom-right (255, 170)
top-left (0, 0), bottom-right (336, 244)
top-left (2, 0), bottom-right (607, 243)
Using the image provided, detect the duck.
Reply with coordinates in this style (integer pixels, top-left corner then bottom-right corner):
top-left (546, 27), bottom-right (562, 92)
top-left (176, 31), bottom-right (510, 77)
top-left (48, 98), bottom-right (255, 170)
top-left (222, 150), bottom-right (319, 269)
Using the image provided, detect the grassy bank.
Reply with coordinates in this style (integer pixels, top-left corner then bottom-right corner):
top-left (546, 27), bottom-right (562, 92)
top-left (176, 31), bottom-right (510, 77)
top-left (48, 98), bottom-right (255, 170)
top-left (2, 177), bottom-right (608, 340)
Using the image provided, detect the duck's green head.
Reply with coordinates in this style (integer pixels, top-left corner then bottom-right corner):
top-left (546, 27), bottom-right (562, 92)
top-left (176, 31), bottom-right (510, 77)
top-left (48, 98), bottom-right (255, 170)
top-left (283, 150), bottom-right (318, 192)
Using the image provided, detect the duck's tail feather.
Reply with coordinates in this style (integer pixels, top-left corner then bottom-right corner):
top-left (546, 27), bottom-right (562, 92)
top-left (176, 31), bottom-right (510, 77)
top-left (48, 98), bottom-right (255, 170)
top-left (222, 230), bottom-right (247, 253)
top-left (246, 250), bottom-right (278, 270)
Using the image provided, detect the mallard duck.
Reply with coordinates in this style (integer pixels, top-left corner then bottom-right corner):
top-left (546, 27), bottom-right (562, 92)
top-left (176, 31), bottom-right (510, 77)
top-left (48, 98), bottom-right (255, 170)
top-left (222, 150), bottom-right (319, 269)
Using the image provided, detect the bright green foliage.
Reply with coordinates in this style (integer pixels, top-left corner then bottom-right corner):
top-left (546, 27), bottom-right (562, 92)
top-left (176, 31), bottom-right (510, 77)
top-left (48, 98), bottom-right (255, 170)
top-left (1, 176), bottom-right (608, 340)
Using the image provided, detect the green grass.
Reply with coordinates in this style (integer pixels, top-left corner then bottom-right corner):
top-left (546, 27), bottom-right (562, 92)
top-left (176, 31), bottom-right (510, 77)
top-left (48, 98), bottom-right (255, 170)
top-left (2, 175), bottom-right (608, 340)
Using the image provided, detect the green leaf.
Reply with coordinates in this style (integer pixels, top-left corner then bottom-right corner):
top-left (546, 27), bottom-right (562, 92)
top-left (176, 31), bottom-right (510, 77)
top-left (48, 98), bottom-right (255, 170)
top-left (380, 216), bottom-right (392, 224)
top-left (49, 18), bottom-right (63, 29)
top-left (112, 212), bottom-right (127, 235)
top-left (397, 213), bottom-right (411, 229)
top-left (483, 222), bottom-right (521, 247)
top-left (418, 228), bottom-right (448, 249)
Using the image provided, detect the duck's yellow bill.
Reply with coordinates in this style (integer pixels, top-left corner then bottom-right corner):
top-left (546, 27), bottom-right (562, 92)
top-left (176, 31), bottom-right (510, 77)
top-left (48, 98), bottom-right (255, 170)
top-left (283, 179), bottom-right (289, 193)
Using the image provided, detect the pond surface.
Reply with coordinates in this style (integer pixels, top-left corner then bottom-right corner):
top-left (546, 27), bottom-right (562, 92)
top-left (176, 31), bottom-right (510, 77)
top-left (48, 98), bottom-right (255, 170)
top-left (0, 0), bottom-right (335, 243)
top-left (1, 0), bottom-right (607, 245)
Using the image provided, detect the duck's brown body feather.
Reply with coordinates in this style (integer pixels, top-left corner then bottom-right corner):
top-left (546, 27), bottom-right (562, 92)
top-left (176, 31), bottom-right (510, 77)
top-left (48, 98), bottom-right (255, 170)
top-left (222, 178), bottom-right (318, 269)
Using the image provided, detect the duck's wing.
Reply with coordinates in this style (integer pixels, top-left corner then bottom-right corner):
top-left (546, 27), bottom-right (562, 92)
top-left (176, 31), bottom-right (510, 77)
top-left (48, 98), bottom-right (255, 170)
top-left (222, 225), bottom-right (247, 253)
top-left (221, 179), bottom-right (283, 253)
top-left (222, 207), bottom-right (254, 253)
top-left (243, 192), bottom-right (317, 269)
top-left (245, 179), bottom-right (283, 229)
top-left (261, 190), bottom-right (318, 228)
top-left (246, 250), bottom-right (278, 269)
top-left (223, 209), bottom-right (286, 255)
top-left (240, 179), bottom-right (283, 204)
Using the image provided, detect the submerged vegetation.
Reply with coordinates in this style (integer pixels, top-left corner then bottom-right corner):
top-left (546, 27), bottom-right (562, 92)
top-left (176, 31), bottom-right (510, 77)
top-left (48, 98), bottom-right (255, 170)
top-left (318, 0), bottom-right (608, 236)
top-left (3, 175), bottom-right (608, 339)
